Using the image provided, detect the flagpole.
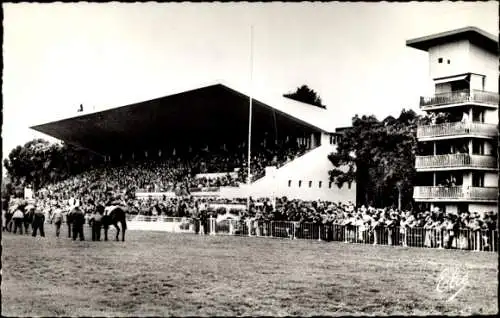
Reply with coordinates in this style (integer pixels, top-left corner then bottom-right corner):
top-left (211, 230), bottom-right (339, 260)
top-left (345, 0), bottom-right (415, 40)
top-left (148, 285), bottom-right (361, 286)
top-left (247, 25), bottom-right (254, 214)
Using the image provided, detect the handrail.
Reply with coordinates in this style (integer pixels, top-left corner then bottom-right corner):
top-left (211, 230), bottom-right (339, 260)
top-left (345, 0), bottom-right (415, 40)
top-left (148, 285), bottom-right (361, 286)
top-left (413, 186), bottom-right (498, 201)
top-left (415, 154), bottom-right (497, 169)
top-left (420, 89), bottom-right (499, 107)
top-left (417, 122), bottom-right (498, 138)
top-left (127, 215), bottom-right (187, 223)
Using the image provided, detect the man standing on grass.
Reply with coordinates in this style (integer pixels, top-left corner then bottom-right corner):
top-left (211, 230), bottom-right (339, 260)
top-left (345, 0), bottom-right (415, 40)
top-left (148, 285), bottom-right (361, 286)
top-left (51, 205), bottom-right (64, 237)
top-left (65, 209), bottom-right (72, 238)
top-left (71, 201), bottom-right (85, 241)
top-left (91, 205), bottom-right (104, 241)
top-left (12, 205), bottom-right (24, 234)
top-left (31, 204), bottom-right (46, 238)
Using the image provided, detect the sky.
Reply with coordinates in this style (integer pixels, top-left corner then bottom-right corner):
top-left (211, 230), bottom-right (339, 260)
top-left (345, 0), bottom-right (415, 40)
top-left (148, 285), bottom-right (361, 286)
top-left (2, 2), bottom-right (498, 163)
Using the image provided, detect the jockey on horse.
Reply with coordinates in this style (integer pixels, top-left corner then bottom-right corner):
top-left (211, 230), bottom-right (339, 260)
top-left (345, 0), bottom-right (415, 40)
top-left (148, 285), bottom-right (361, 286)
top-left (102, 194), bottom-right (128, 242)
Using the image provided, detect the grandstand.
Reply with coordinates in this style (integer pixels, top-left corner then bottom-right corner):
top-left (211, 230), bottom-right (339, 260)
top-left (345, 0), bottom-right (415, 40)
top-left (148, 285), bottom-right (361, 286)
top-left (30, 82), bottom-right (356, 202)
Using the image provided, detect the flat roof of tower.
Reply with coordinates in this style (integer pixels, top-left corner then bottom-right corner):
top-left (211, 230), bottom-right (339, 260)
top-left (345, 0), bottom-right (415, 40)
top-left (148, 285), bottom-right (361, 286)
top-left (406, 26), bottom-right (498, 54)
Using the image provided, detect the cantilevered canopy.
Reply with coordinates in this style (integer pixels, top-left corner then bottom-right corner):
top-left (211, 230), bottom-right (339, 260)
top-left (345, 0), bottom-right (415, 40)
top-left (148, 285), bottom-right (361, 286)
top-left (31, 83), bottom-right (334, 156)
top-left (406, 26), bottom-right (499, 54)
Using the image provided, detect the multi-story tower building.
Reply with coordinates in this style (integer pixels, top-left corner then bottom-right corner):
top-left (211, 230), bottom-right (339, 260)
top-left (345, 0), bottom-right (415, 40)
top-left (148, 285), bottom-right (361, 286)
top-left (407, 27), bottom-right (498, 214)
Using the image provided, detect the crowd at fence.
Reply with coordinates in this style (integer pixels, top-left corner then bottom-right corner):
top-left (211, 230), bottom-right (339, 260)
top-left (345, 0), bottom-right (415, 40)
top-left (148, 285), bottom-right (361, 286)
top-left (123, 215), bottom-right (497, 252)
top-left (4, 194), bottom-right (497, 253)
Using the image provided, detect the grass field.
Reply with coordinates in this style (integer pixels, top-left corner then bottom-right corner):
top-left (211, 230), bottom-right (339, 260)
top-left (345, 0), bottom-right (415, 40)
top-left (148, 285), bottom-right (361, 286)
top-left (2, 226), bottom-right (498, 316)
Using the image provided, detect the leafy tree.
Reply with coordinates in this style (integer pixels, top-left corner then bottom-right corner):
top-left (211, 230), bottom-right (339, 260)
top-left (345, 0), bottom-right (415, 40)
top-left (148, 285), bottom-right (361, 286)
top-left (284, 85), bottom-right (326, 109)
top-left (328, 109), bottom-right (419, 209)
top-left (3, 139), bottom-right (102, 191)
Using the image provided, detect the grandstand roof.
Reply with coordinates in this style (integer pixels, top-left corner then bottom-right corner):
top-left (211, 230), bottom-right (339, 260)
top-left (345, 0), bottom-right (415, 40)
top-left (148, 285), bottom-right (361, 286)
top-left (31, 83), bottom-right (336, 155)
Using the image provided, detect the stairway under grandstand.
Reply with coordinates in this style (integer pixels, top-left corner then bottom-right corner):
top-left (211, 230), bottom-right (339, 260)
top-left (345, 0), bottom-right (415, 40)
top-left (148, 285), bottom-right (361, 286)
top-left (31, 82), bottom-right (356, 201)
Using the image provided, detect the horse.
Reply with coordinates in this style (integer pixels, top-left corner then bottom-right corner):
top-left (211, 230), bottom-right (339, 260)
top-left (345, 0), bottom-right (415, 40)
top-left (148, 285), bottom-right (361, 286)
top-left (102, 205), bottom-right (127, 241)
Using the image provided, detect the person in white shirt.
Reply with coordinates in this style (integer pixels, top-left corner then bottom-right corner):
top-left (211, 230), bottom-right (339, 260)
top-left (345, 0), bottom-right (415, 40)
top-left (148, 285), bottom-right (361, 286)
top-left (462, 111), bottom-right (471, 133)
top-left (461, 111), bottom-right (470, 123)
top-left (400, 218), bottom-right (408, 247)
top-left (51, 206), bottom-right (64, 237)
top-left (12, 206), bottom-right (25, 235)
top-left (355, 215), bottom-right (366, 243)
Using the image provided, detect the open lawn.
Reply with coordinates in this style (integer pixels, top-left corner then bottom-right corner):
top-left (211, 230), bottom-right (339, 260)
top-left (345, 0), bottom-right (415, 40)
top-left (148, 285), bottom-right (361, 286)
top-left (2, 226), bottom-right (498, 316)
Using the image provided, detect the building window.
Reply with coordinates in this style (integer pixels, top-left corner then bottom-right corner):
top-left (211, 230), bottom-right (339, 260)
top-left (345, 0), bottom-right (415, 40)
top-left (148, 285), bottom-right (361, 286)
top-left (447, 59), bottom-right (450, 64)
top-left (348, 182), bottom-right (352, 189)
top-left (288, 180), bottom-right (292, 187)
top-left (438, 58), bottom-right (443, 63)
top-left (309, 181), bottom-right (312, 188)
top-left (472, 173), bottom-right (484, 187)
top-left (298, 180), bottom-right (302, 187)
top-left (319, 181), bottom-right (322, 188)
top-left (329, 182), bottom-right (332, 188)
top-left (330, 134), bottom-right (340, 145)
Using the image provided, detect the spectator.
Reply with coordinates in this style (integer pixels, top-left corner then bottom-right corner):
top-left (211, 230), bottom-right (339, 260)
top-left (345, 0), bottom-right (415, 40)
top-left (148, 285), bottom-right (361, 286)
top-left (31, 204), bottom-right (46, 238)
top-left (91, 205), bottom-right (104, 241)
top-left (12, 205), bottom-right (25, 235)
top-left (51, 205), bottom-right (64, 238)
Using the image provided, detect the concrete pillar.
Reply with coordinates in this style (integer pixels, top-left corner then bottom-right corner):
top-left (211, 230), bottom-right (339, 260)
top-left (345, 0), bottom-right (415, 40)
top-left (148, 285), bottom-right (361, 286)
top-left (433, 142), bottom-right (437, 155)
top-left (469, 139), bottom-right (473, 155)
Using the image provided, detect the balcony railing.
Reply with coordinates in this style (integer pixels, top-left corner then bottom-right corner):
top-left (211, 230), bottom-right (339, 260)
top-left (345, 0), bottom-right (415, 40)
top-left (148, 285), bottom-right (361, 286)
top-left (413, 186), bottom-right (498, 201)
top-left (417, 122), bottom-right (498, 139)
top-left (420, 89), bottom-right (499, 108)
top-left (415, 154), bottom-right (498, 170)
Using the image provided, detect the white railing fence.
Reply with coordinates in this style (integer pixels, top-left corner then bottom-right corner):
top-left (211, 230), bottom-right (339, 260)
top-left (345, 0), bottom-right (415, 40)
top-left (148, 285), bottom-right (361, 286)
top-left (124, 216), bottom-right (498, 252)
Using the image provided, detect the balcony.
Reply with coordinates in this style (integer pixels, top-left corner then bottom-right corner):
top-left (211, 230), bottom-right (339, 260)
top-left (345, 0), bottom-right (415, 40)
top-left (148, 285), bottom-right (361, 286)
top-left (413, 186), bottom-right (498, 202)
top-left (415, 154), bottom-right (498, 171)
top-left (420, 89), bottom-right (499, 109)
top-left (417, 122), bottom-right (498, 139)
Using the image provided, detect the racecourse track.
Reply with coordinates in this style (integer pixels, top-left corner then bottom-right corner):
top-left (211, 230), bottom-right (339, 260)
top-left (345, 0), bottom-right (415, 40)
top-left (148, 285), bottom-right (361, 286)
top-left (2, 226), bottom-right (497, 316)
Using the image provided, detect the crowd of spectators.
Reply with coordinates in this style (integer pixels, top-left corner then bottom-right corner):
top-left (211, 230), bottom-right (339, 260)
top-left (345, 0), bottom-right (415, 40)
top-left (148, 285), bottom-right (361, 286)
top-left (34, 139), bottom-right (309, 201)
top-left (239, 197), bottom-right (497, 233)
top-left (7, 135), bottom-right (496, 237)
top-left (16, 190), bottom-right (497, 237)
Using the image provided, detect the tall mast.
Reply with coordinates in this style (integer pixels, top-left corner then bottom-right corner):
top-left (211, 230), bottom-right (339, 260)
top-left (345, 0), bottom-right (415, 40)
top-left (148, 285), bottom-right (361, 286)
top-left (246, 25), bottom-right (254, 213)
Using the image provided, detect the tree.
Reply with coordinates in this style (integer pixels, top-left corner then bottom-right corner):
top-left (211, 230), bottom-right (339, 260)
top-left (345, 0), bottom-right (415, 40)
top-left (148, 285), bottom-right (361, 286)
top-left (283, 85), bottom-right (326, 109)
top-left (3, 139), bottom-right (102, 191)
top-left (328, 109), bottom-right (419, 209)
